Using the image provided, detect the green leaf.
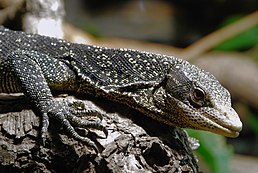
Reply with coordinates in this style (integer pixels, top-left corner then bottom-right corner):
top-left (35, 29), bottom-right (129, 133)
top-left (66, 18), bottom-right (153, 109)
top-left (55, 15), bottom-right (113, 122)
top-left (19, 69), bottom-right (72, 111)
top-left (187, 130), bottom-right (233, 173)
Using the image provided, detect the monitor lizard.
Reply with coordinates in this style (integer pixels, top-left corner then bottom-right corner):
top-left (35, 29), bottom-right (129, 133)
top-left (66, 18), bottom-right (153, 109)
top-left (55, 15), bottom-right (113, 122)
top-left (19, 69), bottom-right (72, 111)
top-left (0, 26), bottom-right (242, 150)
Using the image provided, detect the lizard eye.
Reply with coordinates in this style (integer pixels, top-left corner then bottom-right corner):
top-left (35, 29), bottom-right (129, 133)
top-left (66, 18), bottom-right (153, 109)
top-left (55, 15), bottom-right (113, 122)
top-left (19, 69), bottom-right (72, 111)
top-left (193, 88), bottom-right (205, 101)
top-left (189, 87), bottom-right (207, 108)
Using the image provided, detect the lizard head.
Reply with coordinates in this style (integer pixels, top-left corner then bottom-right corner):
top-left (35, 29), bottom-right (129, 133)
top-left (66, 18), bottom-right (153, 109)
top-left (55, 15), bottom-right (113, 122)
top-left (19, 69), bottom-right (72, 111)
top-left (153, 60), bottom-right (242, 138)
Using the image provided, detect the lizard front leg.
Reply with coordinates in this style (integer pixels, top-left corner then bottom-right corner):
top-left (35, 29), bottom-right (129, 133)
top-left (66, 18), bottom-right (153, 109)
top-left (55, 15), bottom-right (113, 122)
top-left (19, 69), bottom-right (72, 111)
top-left (8, 50), bottom-right (106, 151)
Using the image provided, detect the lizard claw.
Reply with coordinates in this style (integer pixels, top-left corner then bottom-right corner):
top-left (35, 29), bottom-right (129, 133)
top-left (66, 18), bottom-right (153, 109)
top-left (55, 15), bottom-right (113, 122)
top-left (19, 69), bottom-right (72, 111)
top-left (41, 112), bottom-right (49, 146)
top-left (83, 138), bottom-right (99, 153)
top-left (103, 127), bottom-right (108, 138)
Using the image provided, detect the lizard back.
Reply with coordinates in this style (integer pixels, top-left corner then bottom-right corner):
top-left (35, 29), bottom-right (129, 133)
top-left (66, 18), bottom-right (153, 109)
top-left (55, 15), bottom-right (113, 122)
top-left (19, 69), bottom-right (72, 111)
top-left (0, 26), bottom-right (173, 93)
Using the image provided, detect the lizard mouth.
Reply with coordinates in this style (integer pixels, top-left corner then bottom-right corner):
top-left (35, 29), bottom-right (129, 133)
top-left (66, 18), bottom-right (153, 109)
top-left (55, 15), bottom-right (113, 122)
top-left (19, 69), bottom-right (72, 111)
top-left (200, 106), bottom-right (242, 138)
top-left (214, 122), bottom-right (241, 138)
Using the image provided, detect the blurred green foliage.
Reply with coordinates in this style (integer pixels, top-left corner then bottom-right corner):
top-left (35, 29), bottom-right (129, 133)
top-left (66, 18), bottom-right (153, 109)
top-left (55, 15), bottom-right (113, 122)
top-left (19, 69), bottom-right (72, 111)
top-left (187, 130), bottom-right (233, 173)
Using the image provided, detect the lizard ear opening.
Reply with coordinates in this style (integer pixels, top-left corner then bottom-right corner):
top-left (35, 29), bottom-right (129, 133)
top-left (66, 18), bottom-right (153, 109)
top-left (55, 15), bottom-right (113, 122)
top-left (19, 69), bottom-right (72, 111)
top-left (152, 79), bottom-right (185, 116)
top-left (152, 73), bottom-right (185, 112)
top-left (152, 82), bottom-right (167, 111)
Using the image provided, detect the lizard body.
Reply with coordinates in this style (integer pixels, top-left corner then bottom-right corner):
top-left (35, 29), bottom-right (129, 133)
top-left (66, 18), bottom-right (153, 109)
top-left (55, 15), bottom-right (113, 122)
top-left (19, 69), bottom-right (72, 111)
top-left (0, 26), bottom-right (242, 148)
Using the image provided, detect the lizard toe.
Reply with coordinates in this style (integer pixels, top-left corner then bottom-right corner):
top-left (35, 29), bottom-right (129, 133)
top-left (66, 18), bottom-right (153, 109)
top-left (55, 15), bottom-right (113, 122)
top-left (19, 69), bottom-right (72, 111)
top-left (40, 112), bottom-right (50, 146)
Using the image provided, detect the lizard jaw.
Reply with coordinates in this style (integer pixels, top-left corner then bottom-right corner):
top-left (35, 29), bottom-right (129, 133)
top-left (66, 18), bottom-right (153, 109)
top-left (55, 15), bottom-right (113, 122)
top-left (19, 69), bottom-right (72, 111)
top-left (208, 106), bottom-right (242, 138)
top-left (195, 106), bottom-right (242, 138)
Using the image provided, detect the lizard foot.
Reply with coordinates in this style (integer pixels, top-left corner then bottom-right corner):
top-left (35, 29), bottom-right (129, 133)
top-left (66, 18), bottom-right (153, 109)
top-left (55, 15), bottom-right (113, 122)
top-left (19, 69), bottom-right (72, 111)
top-left (39, 99), bottom-right (107, 152)
top-left (65, 100), bottom-right (108, 137)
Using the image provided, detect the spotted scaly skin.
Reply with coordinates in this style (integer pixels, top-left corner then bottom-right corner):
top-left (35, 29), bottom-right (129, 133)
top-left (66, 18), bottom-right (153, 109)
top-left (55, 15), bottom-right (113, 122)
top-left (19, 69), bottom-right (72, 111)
top-left (0, 26), bottom-right (242, 149)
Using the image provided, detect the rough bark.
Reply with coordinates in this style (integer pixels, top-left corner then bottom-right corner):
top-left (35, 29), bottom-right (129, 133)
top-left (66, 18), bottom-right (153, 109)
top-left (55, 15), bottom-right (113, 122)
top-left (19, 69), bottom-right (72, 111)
top-left (0, 94), bottom-right (201, 173)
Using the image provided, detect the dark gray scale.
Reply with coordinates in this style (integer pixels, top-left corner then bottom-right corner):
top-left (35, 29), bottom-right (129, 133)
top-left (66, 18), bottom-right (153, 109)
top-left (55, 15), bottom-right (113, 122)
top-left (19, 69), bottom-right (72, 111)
top-left (0, 58), bottom-right (22, 93)
top-left (67, 45), bottom-right (167, 89)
